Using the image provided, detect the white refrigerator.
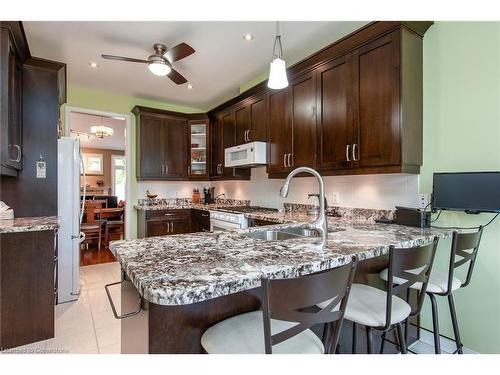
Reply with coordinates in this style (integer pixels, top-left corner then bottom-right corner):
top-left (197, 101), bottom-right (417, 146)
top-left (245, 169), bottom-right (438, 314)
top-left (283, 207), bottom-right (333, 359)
top-left (57, 137), bottom-right (85, 303)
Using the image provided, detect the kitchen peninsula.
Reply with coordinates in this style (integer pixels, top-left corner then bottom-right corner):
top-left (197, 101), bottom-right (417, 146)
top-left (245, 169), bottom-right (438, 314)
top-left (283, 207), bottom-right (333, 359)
top-left (110, 208), bottom-right (451, 354)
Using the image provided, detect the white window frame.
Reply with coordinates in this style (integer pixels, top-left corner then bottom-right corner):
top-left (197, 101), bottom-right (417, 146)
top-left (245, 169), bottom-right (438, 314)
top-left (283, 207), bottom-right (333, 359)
top-left (111, 155), bottom-right (126, 199)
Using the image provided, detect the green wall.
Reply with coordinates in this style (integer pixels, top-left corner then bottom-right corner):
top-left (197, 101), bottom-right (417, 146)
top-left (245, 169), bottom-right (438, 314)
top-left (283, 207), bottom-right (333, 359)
top-left (65, 86), bottom-right (202, 238)
top-left (420, 22), bottom-right (500, 353)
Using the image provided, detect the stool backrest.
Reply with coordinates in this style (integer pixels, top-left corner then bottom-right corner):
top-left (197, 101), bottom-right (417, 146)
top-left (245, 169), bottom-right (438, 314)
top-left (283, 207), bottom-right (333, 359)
top-left (261, 257), bottom-right (357, 354)
top-left (448, 226), bottom-right (483, 291)
top-left (385, 237), bottom-right (439, 330)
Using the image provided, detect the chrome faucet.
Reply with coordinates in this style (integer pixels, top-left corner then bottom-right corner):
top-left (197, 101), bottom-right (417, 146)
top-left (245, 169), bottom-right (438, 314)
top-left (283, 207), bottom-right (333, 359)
top-left (280, 167), bottom-right (328, 238)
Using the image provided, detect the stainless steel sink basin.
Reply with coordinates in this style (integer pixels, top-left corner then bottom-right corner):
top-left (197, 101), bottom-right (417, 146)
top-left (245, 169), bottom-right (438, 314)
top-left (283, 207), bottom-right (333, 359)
top-left (243, 226), bottom-right (345, 241)
top-left (280, 226), bottom-right (346, 237)
top-left (243, 230), bottom-right (303, 241)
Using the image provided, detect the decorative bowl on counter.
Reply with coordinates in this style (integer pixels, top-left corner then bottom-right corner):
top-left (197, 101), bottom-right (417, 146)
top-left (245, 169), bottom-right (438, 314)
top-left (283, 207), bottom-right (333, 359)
top-left (146, 190), bottom-right (158, 200)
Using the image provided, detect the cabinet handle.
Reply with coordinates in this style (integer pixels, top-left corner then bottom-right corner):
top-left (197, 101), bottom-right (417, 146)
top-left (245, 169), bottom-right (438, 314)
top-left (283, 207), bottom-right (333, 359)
top-left (247, 130), bottom-right (251, 142)
top-left (12, 144), bottom-right (21, 162)
top-left (283, 154), bottom-right (287, 168)
top-left (171, 223), bottom-right (174, 233)
top-left (352, 143), bottom-right (358, 161)
top-left (346, 145), bottom-right (351, 162)
top-left (188, 166), bottom-right (191, 175)
top-left (165, 164), bottom-right (169, 174)
top-left (287, 153), bottom-right (292, 167)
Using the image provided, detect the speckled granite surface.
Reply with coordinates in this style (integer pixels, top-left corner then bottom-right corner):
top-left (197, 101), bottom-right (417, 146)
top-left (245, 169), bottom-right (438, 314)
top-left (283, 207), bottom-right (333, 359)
top-left (134, 198), bottom-right (250, 211)
top-left (111, 216), bottom-right (450, 306)
top-left (0, 216), bottom-right (59, 234)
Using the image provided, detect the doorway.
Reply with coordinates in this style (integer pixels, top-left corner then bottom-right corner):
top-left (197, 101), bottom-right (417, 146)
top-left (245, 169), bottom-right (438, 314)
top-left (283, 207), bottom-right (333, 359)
top-left (64, 106), bottom-right (132, 267)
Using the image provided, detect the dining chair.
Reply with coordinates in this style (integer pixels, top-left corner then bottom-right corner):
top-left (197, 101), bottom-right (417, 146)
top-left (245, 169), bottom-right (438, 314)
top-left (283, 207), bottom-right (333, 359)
top-left (201, 257), bottom-right (358, 354)
top-left (81, 200), bottom-right (104, 251)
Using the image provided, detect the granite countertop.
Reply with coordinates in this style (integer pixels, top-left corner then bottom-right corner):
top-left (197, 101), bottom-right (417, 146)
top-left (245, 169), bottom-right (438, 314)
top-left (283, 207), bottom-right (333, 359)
top-left (111, 212), bottom-right (451, 306)
top-left (0, 216), bottom-right (59, 234)
top-left (134, 198), bottom-right (250, 211)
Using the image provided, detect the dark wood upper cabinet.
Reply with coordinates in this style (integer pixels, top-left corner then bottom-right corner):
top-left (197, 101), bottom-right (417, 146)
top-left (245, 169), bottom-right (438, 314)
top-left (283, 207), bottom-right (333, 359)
top-left (134, 106), bottom-right (199, 181)
top-left (289, 71), bottom-right (317, 169)
top-left (267, 88), bottom-right (291, 175)
top-left (235, 105), bottom-right (250, 145)
top-left (209, 114), bottom-right (223, 179)
top-left (316, 54), bottom-right (355, 171)
top-left (137, 114), bottom-right (165, 179)
top-left (1, 24), bottom-right (28, 176)
top-left (163, 117), bottom-right (188, 178)
top-left (355, 31), bottom-right (401, 168)
top-left (209, 108), bottom-right (250, 180)
top-left (234, 92), bottom-right (267, 145)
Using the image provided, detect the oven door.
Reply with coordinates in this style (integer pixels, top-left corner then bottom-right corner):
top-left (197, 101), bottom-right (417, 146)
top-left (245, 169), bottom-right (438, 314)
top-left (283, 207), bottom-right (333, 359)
top-left (210, 218), bottom-right (242, 232)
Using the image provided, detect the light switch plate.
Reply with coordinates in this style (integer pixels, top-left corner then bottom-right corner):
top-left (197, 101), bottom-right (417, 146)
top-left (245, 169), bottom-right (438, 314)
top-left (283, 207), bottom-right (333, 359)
top-left (36, 161), bottom-right (46, 179)
top-left (332, 192), bottom-right (340, 205)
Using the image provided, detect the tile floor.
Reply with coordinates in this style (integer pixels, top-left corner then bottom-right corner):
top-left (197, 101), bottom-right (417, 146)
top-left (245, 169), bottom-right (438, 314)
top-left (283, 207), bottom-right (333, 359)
top-left (6, 262), bottom-right (122, 354)
top-left (4, 261), bottom-right (476, 355)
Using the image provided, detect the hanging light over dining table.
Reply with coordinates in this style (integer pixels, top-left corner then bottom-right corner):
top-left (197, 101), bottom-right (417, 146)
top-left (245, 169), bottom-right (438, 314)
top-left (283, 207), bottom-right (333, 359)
top-left (267, 21), bottom-right (289, 90)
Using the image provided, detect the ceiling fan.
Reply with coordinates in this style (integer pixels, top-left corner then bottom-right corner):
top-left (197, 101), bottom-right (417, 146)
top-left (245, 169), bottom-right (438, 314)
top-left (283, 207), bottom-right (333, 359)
top-left (101, 42), bottom-right (195, 84)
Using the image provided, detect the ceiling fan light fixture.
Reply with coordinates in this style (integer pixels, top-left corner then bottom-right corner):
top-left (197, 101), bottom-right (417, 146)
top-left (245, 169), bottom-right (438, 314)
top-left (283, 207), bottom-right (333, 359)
top-left (90, 125), bottom-right (114, 139)
top-left (267, 22), bottom-right (288, 90)
top-left (148, 57), bottom-right (171, 76)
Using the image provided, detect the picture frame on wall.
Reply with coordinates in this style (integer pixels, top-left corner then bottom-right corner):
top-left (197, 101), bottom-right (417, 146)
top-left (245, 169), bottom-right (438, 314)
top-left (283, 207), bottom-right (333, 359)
top-left (82, 153), bottom-right (104, 175)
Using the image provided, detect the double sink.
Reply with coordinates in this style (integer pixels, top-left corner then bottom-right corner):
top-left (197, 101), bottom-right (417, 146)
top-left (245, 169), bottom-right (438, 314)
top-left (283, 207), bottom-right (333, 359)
top-left (243, 226), bottom-right (344, 241)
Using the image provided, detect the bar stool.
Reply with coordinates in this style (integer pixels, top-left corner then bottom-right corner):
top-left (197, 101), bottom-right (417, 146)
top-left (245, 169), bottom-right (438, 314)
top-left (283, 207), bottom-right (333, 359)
top-left (200, 258), bottom-right (357, 354)
top-left (380, 227), bottom-right (483, 354)
top-left (319, 238), bottom-right (439, 354)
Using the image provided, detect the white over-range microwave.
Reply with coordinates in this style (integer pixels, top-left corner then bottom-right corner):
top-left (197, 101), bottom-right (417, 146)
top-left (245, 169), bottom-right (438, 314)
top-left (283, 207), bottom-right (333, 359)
top-left (224, 141), bottom-right (267, 167)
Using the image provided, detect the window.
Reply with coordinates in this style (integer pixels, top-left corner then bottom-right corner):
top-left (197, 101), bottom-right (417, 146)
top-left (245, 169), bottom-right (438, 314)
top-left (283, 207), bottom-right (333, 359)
top-left (112, 155), bottom-right (126, 202)
top-left (82, 153), bottom-right (103, 175)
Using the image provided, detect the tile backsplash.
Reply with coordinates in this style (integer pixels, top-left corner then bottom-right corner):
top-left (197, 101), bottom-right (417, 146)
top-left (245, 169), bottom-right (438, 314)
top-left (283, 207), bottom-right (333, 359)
top-left (138, 166), bottom-right (419, 210)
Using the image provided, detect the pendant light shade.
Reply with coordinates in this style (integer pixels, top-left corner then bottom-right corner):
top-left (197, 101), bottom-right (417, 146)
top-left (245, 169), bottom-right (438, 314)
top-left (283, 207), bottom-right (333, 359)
top-left (267, 22), bottom-right (288, 90)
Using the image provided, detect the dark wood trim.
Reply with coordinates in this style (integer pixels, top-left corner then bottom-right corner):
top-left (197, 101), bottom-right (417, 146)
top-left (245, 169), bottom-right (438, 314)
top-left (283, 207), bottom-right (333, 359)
top-left (269, 164), bottom-right (420, 179)
top-left (0, 21), bottom-right (30, 62)
top-left (132, 105), bottom-right (207, 120)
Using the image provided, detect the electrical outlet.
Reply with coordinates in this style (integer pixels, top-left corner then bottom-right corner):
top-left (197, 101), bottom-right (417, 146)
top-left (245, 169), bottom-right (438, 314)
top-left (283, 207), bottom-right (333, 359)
top-left (419, 193), bottom-right (430, 209)
top-left (331, 192), bottom-right (340, 205)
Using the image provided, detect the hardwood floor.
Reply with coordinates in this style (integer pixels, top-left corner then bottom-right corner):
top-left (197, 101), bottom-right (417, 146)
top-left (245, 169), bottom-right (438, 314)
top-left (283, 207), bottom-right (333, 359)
top-left (80, 244), bottom-right (116, 266)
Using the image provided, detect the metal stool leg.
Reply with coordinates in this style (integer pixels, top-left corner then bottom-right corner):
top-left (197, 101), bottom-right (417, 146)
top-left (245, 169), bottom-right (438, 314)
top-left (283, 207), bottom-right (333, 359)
top-left (428, 293), bottom-right (441, 354)
top-left (352, 322), bottom-right (358, 354)
top-left (379, 331), bottom-right (387, 354)
top-left (448, 293), bottom-right (464, 354)
top-left (366, 326), bottom-right (373, 354)
top-left (396, 323), bottom-right (407, 354)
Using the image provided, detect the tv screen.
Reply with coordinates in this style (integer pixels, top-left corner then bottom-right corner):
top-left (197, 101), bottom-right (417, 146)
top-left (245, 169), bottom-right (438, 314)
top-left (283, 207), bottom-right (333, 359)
top-left (432, 172), bottom-right (500, 213)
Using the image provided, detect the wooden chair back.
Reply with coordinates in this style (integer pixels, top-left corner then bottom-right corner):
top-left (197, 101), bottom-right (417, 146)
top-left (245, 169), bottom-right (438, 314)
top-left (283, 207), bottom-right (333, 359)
top-left (384, 237), bottom-right (439, 330)
top-left (83, 200), bottom-right (104, 224)
top-left (261, 257), bottom-right (357, 354)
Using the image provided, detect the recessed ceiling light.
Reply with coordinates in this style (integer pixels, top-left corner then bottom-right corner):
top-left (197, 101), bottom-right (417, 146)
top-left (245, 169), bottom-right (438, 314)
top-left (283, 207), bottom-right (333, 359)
top-left (187, 84), bottom-right (193, 89)
top-left (243, 33), bottom-right (254, 41)
top-left (89, 62), bottom-right (98, 68)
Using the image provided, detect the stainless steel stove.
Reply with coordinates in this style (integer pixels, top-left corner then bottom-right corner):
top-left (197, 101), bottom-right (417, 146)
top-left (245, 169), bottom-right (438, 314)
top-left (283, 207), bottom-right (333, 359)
top-left (209, 206), bottom-right (278, 231)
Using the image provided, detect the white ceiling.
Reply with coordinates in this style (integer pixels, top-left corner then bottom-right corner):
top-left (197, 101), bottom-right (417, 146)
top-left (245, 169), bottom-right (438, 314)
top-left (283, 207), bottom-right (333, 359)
top-left (24, 21), bottom-right (368, 111)
top-left (69, 112), bottom-right (126, 150)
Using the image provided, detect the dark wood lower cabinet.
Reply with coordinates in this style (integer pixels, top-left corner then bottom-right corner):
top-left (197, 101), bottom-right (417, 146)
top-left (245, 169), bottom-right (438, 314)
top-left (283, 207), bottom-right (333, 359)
top-left (120, 255), bottom-right (418, 353)
top-left (0, 230), bottom-right (56, 350)
top-left (137, 209), bottom-right (211, 238)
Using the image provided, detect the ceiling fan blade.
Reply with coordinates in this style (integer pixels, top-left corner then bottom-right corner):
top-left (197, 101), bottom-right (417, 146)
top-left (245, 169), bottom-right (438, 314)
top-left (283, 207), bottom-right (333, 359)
top-left (164, 43), bottom-right (195, 63)
top-left (101, 54), bottom-right (148, 64)
top-left (167, 68), bottom-right (188, 85)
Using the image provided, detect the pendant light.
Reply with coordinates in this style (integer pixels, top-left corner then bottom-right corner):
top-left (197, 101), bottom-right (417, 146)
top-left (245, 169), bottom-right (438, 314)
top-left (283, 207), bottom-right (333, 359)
top-left (267, 21), bottom-right (288, 90)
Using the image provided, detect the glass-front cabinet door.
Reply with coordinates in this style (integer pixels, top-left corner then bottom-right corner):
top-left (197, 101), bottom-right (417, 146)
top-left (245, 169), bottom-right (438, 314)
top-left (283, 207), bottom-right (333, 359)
top-left (188, 120), bottom-right (208, 179)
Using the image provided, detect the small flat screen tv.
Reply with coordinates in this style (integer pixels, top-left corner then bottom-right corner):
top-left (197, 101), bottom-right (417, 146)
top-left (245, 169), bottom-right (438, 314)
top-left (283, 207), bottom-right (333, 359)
top-left (432, 172), bottom-right (500, 213)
